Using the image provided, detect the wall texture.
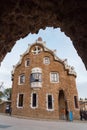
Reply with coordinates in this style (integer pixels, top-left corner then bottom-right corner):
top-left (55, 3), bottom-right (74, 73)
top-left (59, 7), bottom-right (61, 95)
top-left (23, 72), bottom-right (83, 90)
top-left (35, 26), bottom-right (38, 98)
top-left (11, 39), bottom-right (80, 120)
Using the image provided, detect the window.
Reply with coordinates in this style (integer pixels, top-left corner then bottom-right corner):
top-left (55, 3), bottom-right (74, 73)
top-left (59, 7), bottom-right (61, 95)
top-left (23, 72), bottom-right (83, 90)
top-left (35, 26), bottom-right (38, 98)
top-left (32, 46), bottom-right (42, 55)
top-left (30, 73), bottom-right (42, 82)
top-left (25, 59), bottom-right (30, 67)
top-left (50, 72), bottom-right (59, 83)
top-left (31, 93), bottom-right (38, 108)
top-left (46, 94), bottom-right (54, 111)
top-left (43, 57), bottom-right (50, 64)
top-left (74, 96), bottom-right (79, 108)
top-left (17, 94), bottom-right (24, 107)
top-left (48, 95), bottom-right (52, 109)
top-left (30, 68), bottom-right (42, 88)
top-left (19, 74), bottom-right (25, 84)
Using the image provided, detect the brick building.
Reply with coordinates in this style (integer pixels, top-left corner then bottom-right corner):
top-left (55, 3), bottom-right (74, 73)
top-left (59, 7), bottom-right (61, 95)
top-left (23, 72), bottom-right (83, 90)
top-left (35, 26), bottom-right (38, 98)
top-left (0, 101), bottom-right (11, 113)
top-left (11, 37), bottom-right (80, 120)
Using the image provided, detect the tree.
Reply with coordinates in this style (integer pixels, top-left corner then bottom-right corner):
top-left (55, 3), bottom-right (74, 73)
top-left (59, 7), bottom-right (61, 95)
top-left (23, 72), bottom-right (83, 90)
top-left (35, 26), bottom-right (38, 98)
top-left (0, 91), bottom-right (4, 97)
top-left (4, 88), bottom-right (12, 100)
top-left (0, 91), bottom-right (4, 102)
top-left (0, 88), bottom-right (12, 101)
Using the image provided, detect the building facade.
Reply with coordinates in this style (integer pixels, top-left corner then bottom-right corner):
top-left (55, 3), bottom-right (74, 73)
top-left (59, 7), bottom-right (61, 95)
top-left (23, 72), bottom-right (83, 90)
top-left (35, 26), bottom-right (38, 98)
top-left (0, 101), bottom-right (11, 113)
top-left (79, 99), bottom-right (87, 111)
top-left (11, 37), bottom-right (80, 120)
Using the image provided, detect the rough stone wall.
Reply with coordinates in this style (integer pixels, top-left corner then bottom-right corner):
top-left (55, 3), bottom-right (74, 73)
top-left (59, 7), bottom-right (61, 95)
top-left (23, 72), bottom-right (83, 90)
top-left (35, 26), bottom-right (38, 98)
top-left (0, 0), bottom-right (87, 69)
top-left (11, 42), bottom-right (79, 120)
top-left (0, 102), bottom-right (6, 113)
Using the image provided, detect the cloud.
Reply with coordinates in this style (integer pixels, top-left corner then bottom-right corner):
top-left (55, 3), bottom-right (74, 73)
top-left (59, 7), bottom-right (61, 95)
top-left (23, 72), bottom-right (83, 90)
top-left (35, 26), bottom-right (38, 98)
top-left (77, 81), bottom-right (87, 98)
top-left (0, 66), bottom-right (10, 75)
top-left (0, 65), bottom-right (12, 88)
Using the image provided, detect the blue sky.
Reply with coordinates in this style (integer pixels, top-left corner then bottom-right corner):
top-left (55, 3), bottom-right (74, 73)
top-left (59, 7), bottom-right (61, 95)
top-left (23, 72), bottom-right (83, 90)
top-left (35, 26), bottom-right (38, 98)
top-left (0, 27), bottom-right (87, 98)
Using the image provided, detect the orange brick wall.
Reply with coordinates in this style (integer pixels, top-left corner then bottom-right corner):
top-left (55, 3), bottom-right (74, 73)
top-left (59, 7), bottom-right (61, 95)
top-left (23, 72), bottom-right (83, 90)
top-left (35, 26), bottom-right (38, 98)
top-left (11, 43), bottom-right (80, 120)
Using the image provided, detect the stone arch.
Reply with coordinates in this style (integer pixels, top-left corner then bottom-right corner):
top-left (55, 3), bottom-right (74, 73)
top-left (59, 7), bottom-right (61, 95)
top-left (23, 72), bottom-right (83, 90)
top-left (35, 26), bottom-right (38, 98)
top-left (0, 1), bottom-right (87, 69)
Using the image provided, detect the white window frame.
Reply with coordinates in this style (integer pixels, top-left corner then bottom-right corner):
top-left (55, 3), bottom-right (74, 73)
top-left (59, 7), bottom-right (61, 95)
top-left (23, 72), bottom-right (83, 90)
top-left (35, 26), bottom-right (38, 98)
top-left (50, 72), bottom-right (59, 83)
top-left (30, 73), bottom-right (42, 82)
top-left (31, 92), bottom-right (38, 109)
top-left (32, 46), bottom-right (42, 55)
top-left (46, 94), bottom-right (54, 111)
top-left (17, 93), bottom-right (24, 108)
top-left (25, 59), bottom-right (30, 67)
top-left (30, 67), bottom-right (42, 83)
top-left (18, 74), bottom-right (25, 85)
top-left (43, 57), bottom-right (50, 65)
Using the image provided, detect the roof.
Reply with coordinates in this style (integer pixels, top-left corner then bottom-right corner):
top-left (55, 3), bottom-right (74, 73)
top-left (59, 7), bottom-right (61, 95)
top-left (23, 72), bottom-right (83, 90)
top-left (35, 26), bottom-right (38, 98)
top-left (11, 37), bottom-right (77, 77)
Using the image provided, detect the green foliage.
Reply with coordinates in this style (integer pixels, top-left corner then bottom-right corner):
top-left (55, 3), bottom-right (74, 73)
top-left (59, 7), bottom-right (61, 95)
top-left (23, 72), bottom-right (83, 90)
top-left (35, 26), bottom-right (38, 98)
top-left (0, 91), bottom-right (4, 97)
top-left (0, 91), bottom-right (4, 102)
top-left (0, 98), bottom-right (2, 102)
top-left (0, 88), bottom-right (12, 100)
top-left (4, 88), bottom-right (12, 100)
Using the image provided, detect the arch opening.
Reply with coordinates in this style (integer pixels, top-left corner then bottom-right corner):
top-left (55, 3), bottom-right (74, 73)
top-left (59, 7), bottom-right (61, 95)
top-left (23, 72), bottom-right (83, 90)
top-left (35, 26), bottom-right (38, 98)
top-left (0, 1), bottom-right (87, 69)
top-left (58, 90), bottom-right (68, 120)
top-left (0, 27), bottom-right (87, 99)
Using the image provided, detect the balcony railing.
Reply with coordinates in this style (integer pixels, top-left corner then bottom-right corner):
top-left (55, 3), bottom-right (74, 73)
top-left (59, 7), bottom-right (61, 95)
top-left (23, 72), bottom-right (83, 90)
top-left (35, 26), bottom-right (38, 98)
top-left (31, 82), bottom-right (42, 88)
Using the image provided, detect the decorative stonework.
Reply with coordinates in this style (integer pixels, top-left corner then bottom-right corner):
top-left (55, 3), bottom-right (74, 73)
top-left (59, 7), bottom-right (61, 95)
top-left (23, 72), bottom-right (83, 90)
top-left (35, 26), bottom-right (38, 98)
top-left (63, 59), bottom-right (77, 76)
top-left (12, 39), bottom-right (77, 77)
top-left (31, 46), bottom-right (43, 55)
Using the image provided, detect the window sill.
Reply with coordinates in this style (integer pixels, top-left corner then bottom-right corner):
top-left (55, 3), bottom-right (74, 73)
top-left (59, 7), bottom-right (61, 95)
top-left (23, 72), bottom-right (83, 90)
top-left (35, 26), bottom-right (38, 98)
top-left (47, 109), bottom-right (54, 112)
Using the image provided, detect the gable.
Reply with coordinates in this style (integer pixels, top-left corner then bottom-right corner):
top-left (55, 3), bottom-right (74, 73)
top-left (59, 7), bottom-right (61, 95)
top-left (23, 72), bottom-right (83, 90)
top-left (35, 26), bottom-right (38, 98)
top-left (11, 38), bottom-right (77, 77)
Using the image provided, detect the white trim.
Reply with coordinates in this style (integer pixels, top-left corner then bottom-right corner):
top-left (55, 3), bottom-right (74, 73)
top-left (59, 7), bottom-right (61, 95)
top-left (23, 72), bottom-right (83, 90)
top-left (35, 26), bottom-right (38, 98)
top-left (30, 68), bottom-right (42, 88)
top-left (50, 72), bottom-right (59, 83)
top-left (17, 93), bottom-right (24, 108)
top-left (31, 46), bottom-right (43, 55)
top-left (25, 59), bottom-right (30, 67)
top-left (18, 74), bottom-right (25, 85)
top-left (31, 92), bottom-right (38, 109)
top-left (11, 39), bottom-right (76, 77)
top-left (31, 82), bottom-right (42, 88)
top-left (63, 59), bottom-right (77, 76)
top-left (43, 57), bottom-right (50, 65)
top-left (46, 93), bottom-right (54, 111)
top-left (31, 67), bottom-right (42, 73)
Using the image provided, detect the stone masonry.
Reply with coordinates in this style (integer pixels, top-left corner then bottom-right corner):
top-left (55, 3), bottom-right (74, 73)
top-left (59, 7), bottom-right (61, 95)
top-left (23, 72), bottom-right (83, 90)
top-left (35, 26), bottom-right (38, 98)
top-left (11, 37), bottom-right (80, 120)
top-left (0, 0), bottom-right (87, 70)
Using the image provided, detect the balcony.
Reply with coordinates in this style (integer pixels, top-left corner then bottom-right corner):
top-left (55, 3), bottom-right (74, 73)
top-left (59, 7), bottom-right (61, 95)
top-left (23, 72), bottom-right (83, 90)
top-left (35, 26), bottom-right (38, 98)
top-left (31, 82), bottom-right (42, 88)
